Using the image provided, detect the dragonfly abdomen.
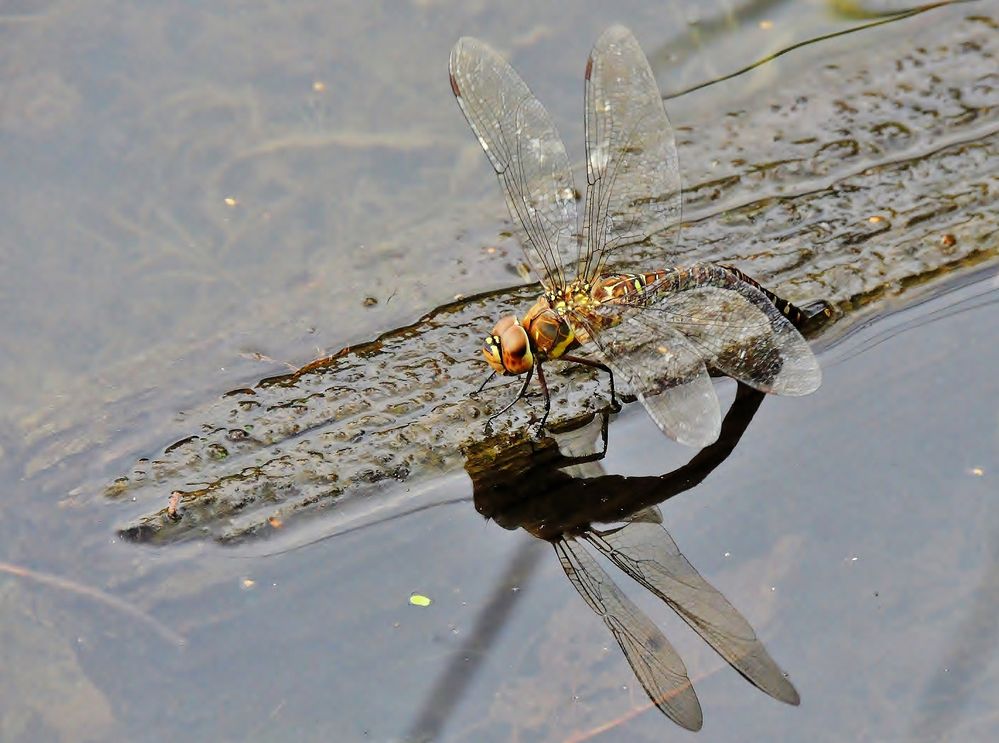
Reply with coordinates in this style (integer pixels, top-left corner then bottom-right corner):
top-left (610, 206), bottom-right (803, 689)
top-left (592, 271), bottom-right (672, 304)
top-left (717, 265), bottom-right (810, 327)
top-left (597, 264), bottom-right (814, 327)
top-left (591, 263), bottom-right (808, 326)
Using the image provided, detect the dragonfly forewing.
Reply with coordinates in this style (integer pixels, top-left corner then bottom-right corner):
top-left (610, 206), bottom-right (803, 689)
top-left (449, 37), bottom-right (579, 289)
top-left (555, 536), bottom-right (704, 731)
top-left (583, 25), bottom-right (683, 281)
top-left (586, 521), bottom-right (801, 706)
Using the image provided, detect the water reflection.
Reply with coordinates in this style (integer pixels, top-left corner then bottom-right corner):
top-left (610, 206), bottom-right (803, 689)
top-left (465, 383), bottom-right (799, 732)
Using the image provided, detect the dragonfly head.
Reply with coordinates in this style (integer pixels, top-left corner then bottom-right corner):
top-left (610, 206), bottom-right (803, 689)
top-left (483, 315), bottom-right (534, 375)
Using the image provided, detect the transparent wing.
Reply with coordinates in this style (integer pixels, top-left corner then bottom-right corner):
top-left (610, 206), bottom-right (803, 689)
top-left (570, 310), bottom-right (722, 447)
top-left (555, 537), bottom-right (704, 731)
top-left (581, 25), bottom-right (682, 283)
top-left (450, 37), bottom-right (578, 290)
top-left (609, 265), bottom-right (822, 396)
top-left (586, 521), bottom-right (801, 706)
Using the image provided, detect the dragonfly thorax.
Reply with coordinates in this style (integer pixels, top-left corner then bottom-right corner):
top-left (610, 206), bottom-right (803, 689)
top-left (549, 280), bottom-right (598, 312)
top-left (523, 295), bottom-right (576, 361)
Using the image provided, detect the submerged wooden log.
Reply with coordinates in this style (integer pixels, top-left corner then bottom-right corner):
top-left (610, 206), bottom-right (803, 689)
top-left (18, 12), bottom-right (999, 544)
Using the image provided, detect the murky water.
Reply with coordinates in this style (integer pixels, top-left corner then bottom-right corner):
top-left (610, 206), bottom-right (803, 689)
top-left (0, 1), bottom-right (996, 741)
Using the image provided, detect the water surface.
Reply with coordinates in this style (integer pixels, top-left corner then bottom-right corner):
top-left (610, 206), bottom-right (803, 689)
top-left (0, 1), bottom-right (996, 741)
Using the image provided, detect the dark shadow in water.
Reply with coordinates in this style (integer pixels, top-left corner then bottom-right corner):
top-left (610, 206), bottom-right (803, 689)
top-left (406, 381), bottom-right (799, 738)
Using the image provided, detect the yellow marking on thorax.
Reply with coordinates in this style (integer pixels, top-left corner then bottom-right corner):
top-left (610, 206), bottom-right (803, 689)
top-left (547, 326), bottom-right (576, 359)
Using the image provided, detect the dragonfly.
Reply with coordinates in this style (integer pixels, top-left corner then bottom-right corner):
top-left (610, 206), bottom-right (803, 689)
top-left (449, 25), bottom-right (821, 447)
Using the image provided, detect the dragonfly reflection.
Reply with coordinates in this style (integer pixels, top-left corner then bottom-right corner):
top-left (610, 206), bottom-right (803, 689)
top-left (450, 26), bottom-right (822, 446)
top-left (467, 381), bottom-right (806, 731)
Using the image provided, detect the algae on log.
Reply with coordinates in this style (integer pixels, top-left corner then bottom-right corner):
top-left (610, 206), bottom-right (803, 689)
top-left (33, 13), bottom-right (999, 544)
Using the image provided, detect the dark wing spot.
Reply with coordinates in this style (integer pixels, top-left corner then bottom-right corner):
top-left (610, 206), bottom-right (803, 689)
top-left (449, 72), bottom-right (461, 98)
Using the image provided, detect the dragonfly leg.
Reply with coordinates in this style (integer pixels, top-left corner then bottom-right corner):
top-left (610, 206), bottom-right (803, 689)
top-left (535, 362), bottom-right (551, 433)
top-left (485, 365), bottom-right (534, 428)
top-left (560, 354), bottom-right (620, 412)
top-left (471, 370), bottom-right (497, 397)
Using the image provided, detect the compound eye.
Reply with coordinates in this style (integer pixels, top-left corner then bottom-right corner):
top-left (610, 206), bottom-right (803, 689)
top-left (482, 336), bottom-right (506, 374)
top-left (491, 315), bottom-right (517, 336)
top-left (499, 324), bottom-right (533, 375)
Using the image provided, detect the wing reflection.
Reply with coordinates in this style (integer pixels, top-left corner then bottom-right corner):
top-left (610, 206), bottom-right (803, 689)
top-left (555, 534), bottom-right (704, 730)
top-left (466, 382), bottom-right (799, 730)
